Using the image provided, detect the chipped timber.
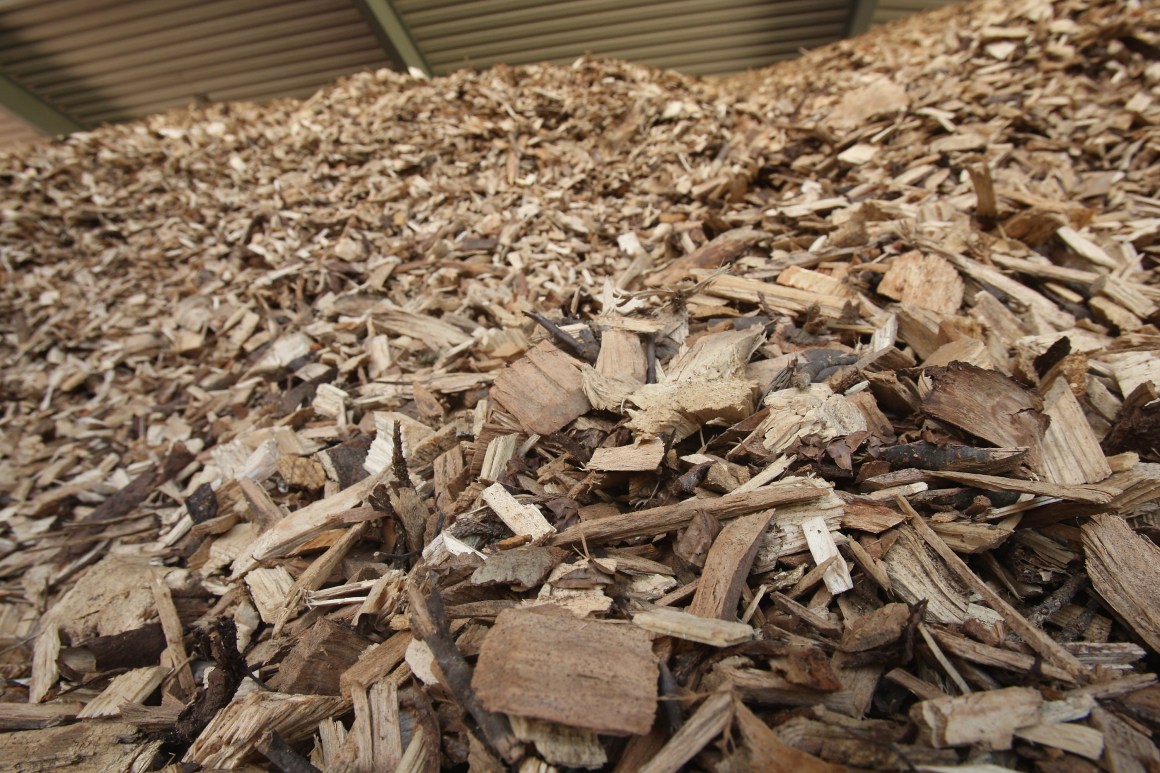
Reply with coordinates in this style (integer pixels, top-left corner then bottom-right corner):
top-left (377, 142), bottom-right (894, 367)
top-left (1, 0), bottom-right (1160, 769)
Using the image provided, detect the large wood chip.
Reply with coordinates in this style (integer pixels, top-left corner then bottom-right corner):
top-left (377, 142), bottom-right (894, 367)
top-left (0, 721), bottom-right (162, 771)
top-left (911, 686), bottom-right (1042, 750)
top-left (877, 251), bottom-right (964, 314)
top-left (490, 342), bottom-right (591, 435)
top-left (472, 608), bottom-right (658, 735)
top-left (184, 692), bottom-right (348, 768)
top-left (1082, 514), bottom-right (1160, 654)
top-left (646, 228), bottom-right (767, 287)
top-left (923, 362), bottom-right (1048, 473)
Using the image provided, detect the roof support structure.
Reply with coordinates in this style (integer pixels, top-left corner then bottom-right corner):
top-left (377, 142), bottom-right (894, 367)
top-left (0, 71), bottom-right (82, 135)
top-left (351, 0), bottom-right (431, 78)
top-left (846, 0), bottom-right (879, 37)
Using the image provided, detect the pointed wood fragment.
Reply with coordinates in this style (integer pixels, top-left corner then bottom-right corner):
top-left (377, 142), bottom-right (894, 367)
top-left (689, 510), bottom-right (775, 620)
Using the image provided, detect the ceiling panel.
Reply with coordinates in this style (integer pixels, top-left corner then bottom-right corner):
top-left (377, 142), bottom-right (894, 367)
top-left (396, 0), bottom-right (852, 76)
top-left (0, 0), bottom-right (968, 149)
top-left (0, 0), bottom-right (390, 126)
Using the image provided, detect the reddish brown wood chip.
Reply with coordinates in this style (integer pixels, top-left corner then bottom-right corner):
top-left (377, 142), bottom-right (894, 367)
top-left (472, 608), bottom-right (658, 735)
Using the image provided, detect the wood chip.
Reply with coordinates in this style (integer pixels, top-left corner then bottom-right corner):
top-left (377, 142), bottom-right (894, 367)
top-left (633, 606), bottom-right (756, 646)
top-left (911, 686), bottom-right (1042, 750)
top-left (3, 0), bottom-right (1160, 767)
top-left (481, 482), bottom-right (555, 541)
top-left (800, 516), bottom-right (854, 595)
top-left (472, 608), bottom-right (657, 735)
top-left (1082, 514), bottom-right (1160, 654)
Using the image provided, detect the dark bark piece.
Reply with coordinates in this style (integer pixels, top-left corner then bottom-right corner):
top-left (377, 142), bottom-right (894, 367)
top-left (77, 442), bottom-right (195, 529)
top-left (523, 310), bottom-right (599, 363)
top-left (277, 370), bottom-right (324, 415)
top-left (172, 618), bottom-right (248, 745)
top-left (318, 434), bottom-right (372, 489)
top-left (185, 482), bottom-right (219, 523)
top-left (1102, 381), bottom-right (1160, 462)
top-left (872, 442), bottom-right (1028, 474)
top-left (922, 362), bottom-right (1048, 473)
top-left (60, 622), bottom-right (166, 674)
top-left (1033, 335), bottom-right (1071, 379)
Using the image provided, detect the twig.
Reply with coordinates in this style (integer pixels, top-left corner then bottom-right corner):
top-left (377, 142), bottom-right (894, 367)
top-left (406, 575), bottom-right (522, 764)
top-left (523, 310), bottom-right (597, 362)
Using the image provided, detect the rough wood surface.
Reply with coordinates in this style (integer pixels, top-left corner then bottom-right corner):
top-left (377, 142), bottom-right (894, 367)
top-left (0, 720), bottom-right (162, 772)
top-left (0, 0), bottom-right (1158, 768)
top-left (490, 342), bottom-right (591, 435)
top-left (269, 618), bottom-right (370, 695)
top-left (472, 608), bottom-right (658, 735)
top-left (1082, 515), bottom-right (1160, 654)
top-left (688, 510), bottom-right (774, 620)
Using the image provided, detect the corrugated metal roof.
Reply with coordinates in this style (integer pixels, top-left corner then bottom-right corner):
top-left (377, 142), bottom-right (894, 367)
top-left (873, 0), bottom-right (960, 26)
top-left (0, 0), bottom-right (968, 150)
top-left (396, 0), bottom-right (851, 76)
top-left (0, 0), bottom-right (390, 126)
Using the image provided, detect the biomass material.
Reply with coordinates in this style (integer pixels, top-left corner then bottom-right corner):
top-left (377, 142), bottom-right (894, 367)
top-left (1, 0), bottom-right (1159, 769)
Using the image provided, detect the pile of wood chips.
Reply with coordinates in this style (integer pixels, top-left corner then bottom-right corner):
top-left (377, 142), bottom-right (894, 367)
top-left (3, 0), bottom-right (1160, 769)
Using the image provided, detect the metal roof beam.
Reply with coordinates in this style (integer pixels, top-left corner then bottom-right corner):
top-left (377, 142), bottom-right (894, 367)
top-left (351, 0), bottom-right (431, 77)
top-left (846, 0), bottom-right (879, 37)
top-left (0, 71), bottom-right (82, 135)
